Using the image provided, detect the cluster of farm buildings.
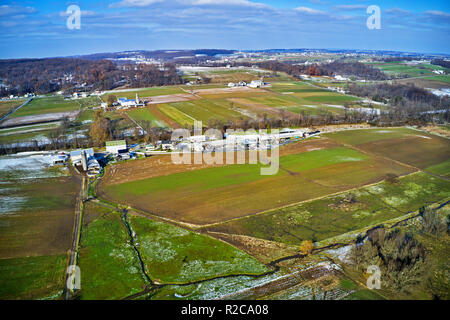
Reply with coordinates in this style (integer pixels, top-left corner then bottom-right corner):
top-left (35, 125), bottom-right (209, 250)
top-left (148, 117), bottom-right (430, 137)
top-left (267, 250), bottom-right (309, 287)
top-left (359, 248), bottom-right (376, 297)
top-left (50, 127), bottom-right (319, 177)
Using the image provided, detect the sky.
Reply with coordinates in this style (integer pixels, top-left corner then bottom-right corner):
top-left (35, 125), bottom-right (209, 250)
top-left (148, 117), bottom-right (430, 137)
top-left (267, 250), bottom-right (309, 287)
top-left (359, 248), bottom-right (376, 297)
top-left (0, 0), bottom-right (449, 58)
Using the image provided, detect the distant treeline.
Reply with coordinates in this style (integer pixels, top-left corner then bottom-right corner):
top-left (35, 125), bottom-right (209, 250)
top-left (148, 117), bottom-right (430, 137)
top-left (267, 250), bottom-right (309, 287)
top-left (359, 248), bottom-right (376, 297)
top-left (431, 59), bottom-right (450, 69)
top-left (319, 61), bottom-right (388, 80)
top-left (346, 82), bottom-right (449, 111)
top-left (239, 60), bottom-right (388, 80)
top-left (0, 58), bottom-right (182, 97)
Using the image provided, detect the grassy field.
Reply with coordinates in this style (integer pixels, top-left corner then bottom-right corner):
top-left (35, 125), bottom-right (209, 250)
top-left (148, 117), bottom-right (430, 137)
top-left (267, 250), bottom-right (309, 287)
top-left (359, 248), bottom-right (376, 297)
top-left (369, 62), bottom-right (447, 77)
top-left (11, 96), bottom-right (80, 118)
top-left (127, 107), bottom-right (168, 128)
top-left (102, 86), bottom-right (185, 101)
top-left (0, 254), bottom-right (67, 299)
top-left (426, 160), bottom-right (450, 177)
top-left (0, 99), bottom-right (27, 118)
top-left (0, 177), bottom-right (77, 258)
top-left (128, 214), bottom-right (268, 284)
top-left (168, 98), bottom-right (243, 124)
top-left (422, 75), bottom-right (450, 83)
top-left (101, 142), bottom-right (413, 224)
top-left (205, 172), bottom-right (450, 245)
top-left (157, 103), bottom-right (196, 127)
top-left (326, 128), bottom-right (450, 169)
top-left (78, 205), bottom-right (147, 300)
top-left (0, 157), bottom-right (78, 300)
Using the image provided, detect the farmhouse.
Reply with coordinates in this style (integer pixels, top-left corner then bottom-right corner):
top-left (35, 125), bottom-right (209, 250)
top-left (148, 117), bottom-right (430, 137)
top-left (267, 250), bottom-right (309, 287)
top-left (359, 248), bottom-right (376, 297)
top-left (106, 140), bottom-right (128, 155)
top-left (248, 78), bottom-right (271, 88)
top-left (117, 94), bottom-right (146, 108)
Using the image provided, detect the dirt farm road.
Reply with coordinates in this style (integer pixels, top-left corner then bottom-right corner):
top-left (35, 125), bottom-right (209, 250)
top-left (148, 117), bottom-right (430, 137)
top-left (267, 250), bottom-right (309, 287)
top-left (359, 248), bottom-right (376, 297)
top-left (64, 173), bottom-right (87, 300)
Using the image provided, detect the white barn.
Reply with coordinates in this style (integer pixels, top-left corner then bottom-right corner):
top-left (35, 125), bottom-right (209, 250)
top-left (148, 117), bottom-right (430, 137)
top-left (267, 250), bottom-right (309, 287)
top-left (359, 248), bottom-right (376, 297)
top-left (106, 140), bottom-right (128, 155)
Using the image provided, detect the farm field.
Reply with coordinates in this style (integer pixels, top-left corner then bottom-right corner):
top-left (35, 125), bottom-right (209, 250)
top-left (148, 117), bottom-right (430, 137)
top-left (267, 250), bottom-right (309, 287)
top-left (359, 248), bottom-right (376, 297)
top-left (102, 86), bottom-right (185, 101)
top-left (100, 138), bottom-right (414, 225)
top-left (0, 254), bottom-right (67, 300)
top-left (78, 203), bottom-right (148, 300)
top-left (0, 98), bottom-right (27, 118)
top-left (127, 107), bottom-right (168, 128)
top-left (0, 154), bottom-right (79, 299)
top-left (422, 75), bottom-right (450, 83)
top-left (325, 128), bottom-right (450, 170)
top-left (11, 96), bottom-right (81, 118)
top-left (0, 122), bottom-right (61, 145)
top-left (167, 98), bottom-right (244, 124)
top-left (128, 214), bottom-right (268, 283)
top-left (368, 62), bottom-right (448, 77)
top-left (205, 172), bottom-right (450, 245)
top-left (93, 80), bottom-right (368, 129)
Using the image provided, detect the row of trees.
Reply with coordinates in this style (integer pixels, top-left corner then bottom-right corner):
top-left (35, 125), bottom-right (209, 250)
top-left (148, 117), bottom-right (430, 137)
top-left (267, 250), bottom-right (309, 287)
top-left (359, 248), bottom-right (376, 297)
top-left (346, 82), bottom-right (449, 111)
top-left (0, 58), bottom-right (182, 97)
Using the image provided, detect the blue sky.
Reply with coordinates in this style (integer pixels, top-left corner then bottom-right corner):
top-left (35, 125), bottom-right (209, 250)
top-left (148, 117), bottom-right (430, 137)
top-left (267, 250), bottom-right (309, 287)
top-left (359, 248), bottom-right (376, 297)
top-left (0, 0), bottom-right (449, 58)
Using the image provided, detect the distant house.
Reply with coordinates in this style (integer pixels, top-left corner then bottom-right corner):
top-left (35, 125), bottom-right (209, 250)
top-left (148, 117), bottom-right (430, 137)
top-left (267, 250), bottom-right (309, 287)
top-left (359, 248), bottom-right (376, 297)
top-left (248, 80), bottom-right (263, 88)
top-left (101, 102), bottom-right (108, 108)
top-left (249, 78), bottom-right (270, 88)
top-left (106, 140), bottom-right (128, 155)
top-left (117, 93), bottom-right (146, 108)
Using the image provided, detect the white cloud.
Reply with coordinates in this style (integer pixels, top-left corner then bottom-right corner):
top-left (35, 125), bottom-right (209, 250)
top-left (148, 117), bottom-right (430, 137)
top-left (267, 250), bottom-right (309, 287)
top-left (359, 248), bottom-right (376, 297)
top-left (0, 4), bottom-right (36, 17)
top-left (111, 0), bottom-right (267, 8)
top-left (333, 5), bottom-right (366, 11)
top-left (425, 10), bottom-right (450, 18)
top-left (294, 7), bottom-right (326, 15)
top-left (110, 0), bottom-right (164, 8)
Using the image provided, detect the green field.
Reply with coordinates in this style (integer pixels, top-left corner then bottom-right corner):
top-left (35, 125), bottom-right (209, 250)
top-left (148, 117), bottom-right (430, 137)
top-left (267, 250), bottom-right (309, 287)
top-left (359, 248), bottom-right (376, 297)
top-left (78, 207), bottom-right (147, 300)
top-left (0, 158), bottom-right (78, 300)
top-left (168, 98), bottom-right (243, 124)
top-left (157, 104), bottom-right (195, 127)
top-left (370, 62), bottom-right (447, 77)
top-left (206, 172), bottom-right (450, 245)
top-left (422, 75), bottom-right (450, 83)
top-left (103, 86), bottom-right (185, 101)
top-left (0, 254), bottom-right (67, 299)
top-left (326, 128), bottom-right (450, 169)
top-left (426, 160), bottom-right (450, 177)
top-left (0, 99), bottom-right (27, 118)
top-left (11, 96), bottom-right (80, 118)
top-left (102, 143), bottom-right (413, 224)
top-left (127, 108), bottom-right (168, 128)
top-left (129, 214), bottom-right (268, 284)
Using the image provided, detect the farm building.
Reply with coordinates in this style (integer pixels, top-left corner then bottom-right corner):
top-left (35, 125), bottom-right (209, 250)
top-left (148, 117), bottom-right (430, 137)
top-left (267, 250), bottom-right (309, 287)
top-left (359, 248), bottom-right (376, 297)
top-left (117, 149), bottom-right (132, 160)
top-left (117, 94), bottom-right (146, 108)
top-left (51, 153), bottom-right (69, 165)
top-left (70, 148), bottom-right (94, 166)
top-left (106, 140), bottom-right (128, 155)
